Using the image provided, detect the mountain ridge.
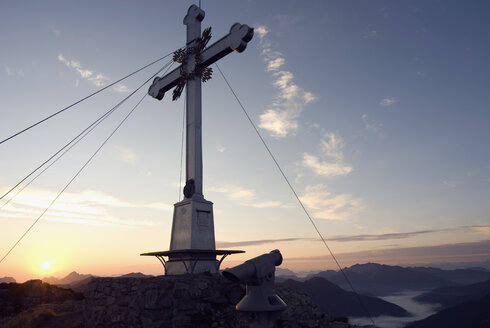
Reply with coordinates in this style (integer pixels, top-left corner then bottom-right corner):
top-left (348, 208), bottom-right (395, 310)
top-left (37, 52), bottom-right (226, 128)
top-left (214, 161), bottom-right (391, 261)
top-left (407, 293), bottom-right (490, 328)
top-left (277, 262), bottom-right (490, 296)
top-left (415, 278), bottom-right (490, 310)
top-left (281, 276), bottom-right (410, 318)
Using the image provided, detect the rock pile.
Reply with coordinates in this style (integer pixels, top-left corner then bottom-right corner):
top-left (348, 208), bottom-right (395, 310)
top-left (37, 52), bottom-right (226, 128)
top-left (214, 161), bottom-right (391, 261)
top-left (83, 274), bottom-right (365, 328)
top-left (0, 280), bottom-right (82, 318)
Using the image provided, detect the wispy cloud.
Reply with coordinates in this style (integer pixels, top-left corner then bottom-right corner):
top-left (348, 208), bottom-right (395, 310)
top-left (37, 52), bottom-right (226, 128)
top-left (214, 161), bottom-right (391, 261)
top-left (4, 65), bottom-right (24, 77)
top-left (288, 240), bottom-right (490, 267)
top-left (380, 97), bottom-right (396, 106)
top-left (328, 229), bottom-right (438, 242)
top-left (5, 65), bottom-right (13, 76)
top-left (301, 133), bottom-right (353, 177)
top-left (362, 114), bottom-right (383, 137)
top-left (255, 25), bottom-right (315, 138)
top-left (57, 53), bottom-right (128, 92)
top-left (208, 184), bottom-right (286, 209)
top-left (442, 179), bottom-right (464, 188)
top-left (0, 187), bottom-right (170, 227)
top-left (363, 28), bottom-right (378, 39)
top-left (216, 144), bottom-right (225, 153)
top-left (216, 226), bottom-right (490, 248)
top-left (299, 184), bottom-right (363, 220)
top-left (114, 145), bottom-right (138, 164)
top-left (113, 84), bottom-right (129, 93)
top-left (217, 238), bottom-right (308, 248)
top-left (468, 225), bottom-right (490, 236)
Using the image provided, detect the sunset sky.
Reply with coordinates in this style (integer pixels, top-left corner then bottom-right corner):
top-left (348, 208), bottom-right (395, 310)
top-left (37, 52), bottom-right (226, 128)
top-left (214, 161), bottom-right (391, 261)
top-left (1, 0), bottom-right (489, 282)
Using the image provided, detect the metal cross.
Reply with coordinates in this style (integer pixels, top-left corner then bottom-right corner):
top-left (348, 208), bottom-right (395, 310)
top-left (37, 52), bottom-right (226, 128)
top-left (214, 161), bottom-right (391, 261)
top-left (148, 5), bottom-right (253, 199)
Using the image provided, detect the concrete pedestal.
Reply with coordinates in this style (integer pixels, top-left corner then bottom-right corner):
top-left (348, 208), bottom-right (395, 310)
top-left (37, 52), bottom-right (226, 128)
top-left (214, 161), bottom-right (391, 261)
top-left (166, 195), bottom-right (217, 274)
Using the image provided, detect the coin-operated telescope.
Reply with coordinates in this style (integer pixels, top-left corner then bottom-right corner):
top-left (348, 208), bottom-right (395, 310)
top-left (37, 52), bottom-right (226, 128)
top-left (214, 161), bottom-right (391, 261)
top-left (222, 249), bottom-right (287, 328)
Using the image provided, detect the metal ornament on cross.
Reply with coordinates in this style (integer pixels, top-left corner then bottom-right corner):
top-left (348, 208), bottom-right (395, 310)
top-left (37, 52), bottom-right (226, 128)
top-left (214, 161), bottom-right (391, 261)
top-left (141, 5), bottom-right (253, 275)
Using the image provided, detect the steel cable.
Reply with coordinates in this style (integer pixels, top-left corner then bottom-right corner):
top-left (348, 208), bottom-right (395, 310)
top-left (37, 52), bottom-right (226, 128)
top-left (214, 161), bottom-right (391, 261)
top-left (0, 62), bottom-right (173, 264)
top-left (0, 52), bottom-right (174, 145)
top-left (215, 63), bottom-right (376, 327)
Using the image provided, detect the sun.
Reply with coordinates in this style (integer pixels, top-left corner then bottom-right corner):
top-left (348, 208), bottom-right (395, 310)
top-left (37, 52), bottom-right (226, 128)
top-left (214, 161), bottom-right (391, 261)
top-left (41, 261), bottom-right (52, 271)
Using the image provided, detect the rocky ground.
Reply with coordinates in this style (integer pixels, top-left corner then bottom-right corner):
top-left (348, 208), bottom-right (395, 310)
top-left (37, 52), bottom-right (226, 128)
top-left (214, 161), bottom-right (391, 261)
top-left (0, 280), bottom-right (82, 328)
top-left (1, 275), bottom-right (373, 327)
top-left (82, 274), bottom-right (370, 328)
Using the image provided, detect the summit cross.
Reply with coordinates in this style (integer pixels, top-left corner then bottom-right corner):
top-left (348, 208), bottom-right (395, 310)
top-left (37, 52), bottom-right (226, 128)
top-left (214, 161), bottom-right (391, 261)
top-left (142, 5), bottom-right (253, 275)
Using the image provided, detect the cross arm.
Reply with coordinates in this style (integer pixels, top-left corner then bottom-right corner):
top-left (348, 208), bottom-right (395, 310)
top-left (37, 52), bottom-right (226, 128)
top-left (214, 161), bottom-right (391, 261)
top-left (148, 66), bottom-right (181, 100)
top-left (200, 23), bottom-right (254, 67)
top-left (148, 23), bottom-right (253, 101)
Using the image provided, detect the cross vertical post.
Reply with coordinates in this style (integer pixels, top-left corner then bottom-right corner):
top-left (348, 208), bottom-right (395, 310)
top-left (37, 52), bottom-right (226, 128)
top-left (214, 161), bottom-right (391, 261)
top-left (184, 5), bottom-right (204, 198)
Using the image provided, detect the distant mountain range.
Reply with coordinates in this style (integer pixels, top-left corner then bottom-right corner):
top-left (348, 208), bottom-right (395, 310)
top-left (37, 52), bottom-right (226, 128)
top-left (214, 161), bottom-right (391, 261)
top-left (411, 266), bottom-right (490, 286)
top-left (42, 271), bottom-right (93, 285)
top-left (281, 276), bottom-right (409, 318)
top-left (0, 277), bottom-right (16, 284)
top-left (407, 293), bottom-right (490, 328)
top-left (415, 278), bottom-right (490, 310)
top-left (277, 262), bottom-right (490, 296)
top-left (40, 271), bottom-right (153, 292)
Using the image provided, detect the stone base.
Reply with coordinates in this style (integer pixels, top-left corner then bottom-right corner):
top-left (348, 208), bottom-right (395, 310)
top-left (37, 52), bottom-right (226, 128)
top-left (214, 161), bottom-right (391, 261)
top-left (82, 275), bottom-right (341, 328)
top-left (170, 196), bottom-right (216, 250)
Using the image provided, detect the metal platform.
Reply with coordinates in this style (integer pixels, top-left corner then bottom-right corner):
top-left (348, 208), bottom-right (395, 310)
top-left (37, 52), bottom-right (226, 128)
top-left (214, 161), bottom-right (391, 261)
top-left (141, 249), bottom-right (244, 274)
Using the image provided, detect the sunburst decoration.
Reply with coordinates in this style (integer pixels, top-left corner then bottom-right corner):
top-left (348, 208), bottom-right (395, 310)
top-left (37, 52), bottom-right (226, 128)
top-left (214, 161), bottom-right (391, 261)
top-left (172, 27), bottom-right (214, 101)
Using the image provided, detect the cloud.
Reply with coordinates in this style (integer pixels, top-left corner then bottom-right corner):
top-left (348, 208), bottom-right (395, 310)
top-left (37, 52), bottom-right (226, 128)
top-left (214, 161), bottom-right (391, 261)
top-left (362, 114), bottom-right (383, 136)
top-left (5, 65), bottom-right (13, 76)
top-left (380, 97), bottom-right (396, 106)
top-left (302, 133), bottom-right (353, 177)
top-left (259, 108), bottom-right (299, 138)
top-left (469, 225), bottom-right (490, 236)
top-left (216, 226), bottom-right (490, 249)
top-left (287, 240), bottom-right (490, 268)
top-left (267, 58), bottom-right (285, 71)
top-left (4, 65), bottom-right (24, 77)
top-left (255, 24), bottom-right (316, 138)
top-left (0, 187), bottom-right (170, 227)
top-left (217, 238), bottom-right (308, 248)
top-left (442, 179), bottom-right (464, 188)
top-left (299, 184), bottom-right (363, 220)
top-left (328, 229), bottom-right (439, 242)
top-left (320, 132), bottom-right (345, 160)
top-left (57, 53), bottom-right (111, 88)
top-left (113, 84), bottom-right (129, 93)
top-left (363, 29), bottom-right (378, 39)
top-left (255, 26), bottom-right (268, 39)
top-left (52, 29), bottom-right (61, 37)
top-left (114, 145), bottom-right (138, 164)
top-left (89, 74), bottom-right (110, 87)
top-left (302, 154), bottom-right (353, 177)
top-left (208, 184), bottom-right (285, 209)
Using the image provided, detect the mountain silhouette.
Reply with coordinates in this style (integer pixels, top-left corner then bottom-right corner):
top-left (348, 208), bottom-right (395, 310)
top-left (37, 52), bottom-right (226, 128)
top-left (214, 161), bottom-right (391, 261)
top-left (0, 277), bottom-right (16, 284)
top-left (42, 271), bottom-right (93, 285)
top-left (281, 276), bottom-right (410, 317)
top-left (411, 266), bottom-right (490, 285)
top-left (407, 293), bottom-right (490, 328)
top-left (304, 263), bottom-right (455, 295)
top-left (415, 278), bottom-right (490, 310)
